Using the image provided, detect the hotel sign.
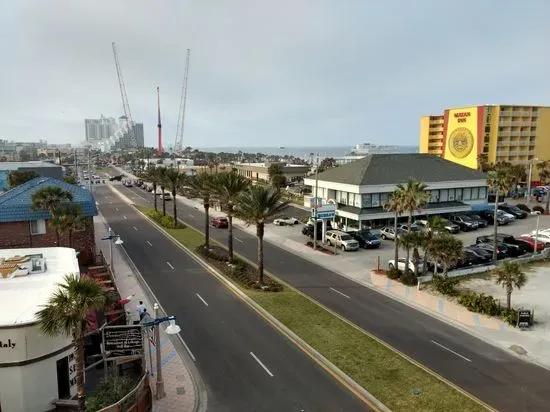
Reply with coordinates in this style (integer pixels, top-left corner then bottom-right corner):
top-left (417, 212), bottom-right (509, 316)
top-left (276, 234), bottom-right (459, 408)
top-left (0, 339), bottom-right (16, 349)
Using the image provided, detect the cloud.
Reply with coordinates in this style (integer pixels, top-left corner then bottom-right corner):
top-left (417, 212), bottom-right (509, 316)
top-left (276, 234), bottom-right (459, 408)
top-left (1, 0), bottom-right (550, 148)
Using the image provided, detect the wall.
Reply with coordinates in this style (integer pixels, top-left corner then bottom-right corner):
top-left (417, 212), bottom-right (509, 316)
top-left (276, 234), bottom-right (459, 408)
top-left (419, 116), bottom-right (431, 153)
top-left (535, 107), bottom-right (550, 181)
top-left (442, 106), bottom-right (482, 169)
top-left (0, 217), bottom-right (96, 264)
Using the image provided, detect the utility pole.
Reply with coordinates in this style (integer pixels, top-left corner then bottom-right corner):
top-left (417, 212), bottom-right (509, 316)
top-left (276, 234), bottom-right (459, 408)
top-left (313, 155), bottom-right (320, 250)
top-left (157, 86), bottom-right (162, 157)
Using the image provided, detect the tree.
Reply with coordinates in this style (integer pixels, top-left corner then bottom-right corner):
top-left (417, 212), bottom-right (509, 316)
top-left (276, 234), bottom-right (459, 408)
top-left (188, 173), bottom-right (216, 249)
top-left (156, 168), bottom-right (168, 216)
top-left (536, 160), bottom-right (550, 213)
top-left (400, 231), bottom-right (424, 276)
top-left (318, 157), bottom-right (337, 173)
top-left (36, 274), bottom-right (114, 412)
top-left (487, 169), bottom-right (510, 262)
top-left (477, 153), bottom-right (490, 172)
top-left (31, 186), bottom-right (73, 218)
top-left (56, 204), bottom-right (84, 247)
top-left (8, 170), bottom-right (39, 188)
top-left (494, 261), bottom-right (527, 310)
top-left (420, 216), bottom-right (446, 270)
top-left (236, 186), bottom-right (288, 285)
top-left (164, 168), bottom-right (185, 226)
top-left (63, 175), bottom-right (77, 185)
top-left (268, 163), bottom-right (286, 190)
top-left (397, 180), bottom-right (430, 273)
top-left (383, 189), bottom-right (405, 267)
top-left (145, 167), bottom-right (160, 212)
top-left (429, 234), bottom-right (464, 275)
top-left (508, 164), bottom-right (526, 195)
top-left (211, 171), bottom-right (250, 263)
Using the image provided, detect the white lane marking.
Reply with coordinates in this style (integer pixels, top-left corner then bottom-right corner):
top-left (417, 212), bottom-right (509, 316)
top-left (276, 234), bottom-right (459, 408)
top-left (431, 340), bottom-right (472, 362)
top-left (146, 241), bottom-right (153, 247)
top-left (250, 352), bottom-right (274, 377)
top-left (133, 226), bottom-right (138, 231)
top-left (123, 215), bottom-right (127, 220)
top-left (115, 207), bottom-right (119, 212)
top-left (329, 287), bottom-right (351, 299)
top-left (196, 293), bottom-right (209, 307)
top-left (166, 261), bottom-right (175, 270)
top-left (234, 237), bottom-right (243, 243)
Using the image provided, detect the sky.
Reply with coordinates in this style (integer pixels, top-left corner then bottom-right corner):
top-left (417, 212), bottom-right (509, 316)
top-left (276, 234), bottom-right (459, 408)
top-left (1, 1), bottom-right (550, 149)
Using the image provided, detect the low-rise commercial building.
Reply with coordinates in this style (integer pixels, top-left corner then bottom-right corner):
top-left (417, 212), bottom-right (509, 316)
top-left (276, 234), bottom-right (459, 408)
top-left (232, 162), bottom-right (310, 182)
top-left (419, 104), bottom-right (550, 180)
top-left (303, 154), bottom-right (488, 230)
top-left (0, 177), bottom-right (98, 264)
top-left (0, 161), bottom-right (64, 192)
top-left (0, 247), bottom-right (80, 412)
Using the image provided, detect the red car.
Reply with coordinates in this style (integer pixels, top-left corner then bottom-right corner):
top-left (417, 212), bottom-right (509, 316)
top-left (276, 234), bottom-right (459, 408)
top-left (519, 236), bottom-right (546, 252)
top-left (212, 217), bottom-right (229, 229)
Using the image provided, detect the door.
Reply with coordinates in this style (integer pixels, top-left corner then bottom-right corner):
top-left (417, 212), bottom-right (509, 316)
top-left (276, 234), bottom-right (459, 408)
top-left (56, 356), bottom-right (70, 399)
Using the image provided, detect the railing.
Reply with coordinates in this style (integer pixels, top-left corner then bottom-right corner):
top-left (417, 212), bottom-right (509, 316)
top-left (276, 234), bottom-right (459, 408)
top-left (97, 373), bottom-right (152, 412)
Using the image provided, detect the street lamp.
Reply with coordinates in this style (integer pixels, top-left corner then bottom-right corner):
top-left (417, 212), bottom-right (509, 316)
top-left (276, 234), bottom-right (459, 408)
top-left (142, 303), bottom-right (181, 399)
top-left (101, 227), bottom-right (124, 272)
top-left (312, 154), bottom-right (320, 250)
top-left (534, 213), bottom-right (540, 253)
top-left (527, 158), bottom-right (539, 201)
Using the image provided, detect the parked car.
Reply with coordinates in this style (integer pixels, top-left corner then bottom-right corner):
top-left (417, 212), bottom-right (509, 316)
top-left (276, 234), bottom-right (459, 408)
top-left (414, 219), bottom-right (443, 234)
top-left (461, 249), bottom-right (491, 266)
top-left (123, 180), bottom-right (133, 187)
top-left (273, 216), bottom-right (300, 226)
top-left (518, 236), bottom-right (546, 252)
top-left (439, 218), bottom-right (460, 234)
top-left (212, 217), bottom-right (229, 228)
top-left (476, 234), bottom-right (528, 256)
top-left (498, 204), bottom-right (528, 219)
top-left (302, 221), bottom-right (331, 239)
top-left (449, 214), bottom-right (479, 231)
top-left (521, 231), bottom-right (550, 247)
top-left (325, 230), bottom-right (360, 251)
top-left (379, 227), bottom-right (405, 241)
top-left (388, 258), bottom-right (424, 273)
top-left (480, 210), bottom-right (513, 225)
top-left (471, 242), bottom-right (510, 259)
top-left (397, 224), bottom-right (421, 233)
top-left (347, 230), bottom-right (381, 249)
top-left (467, 213), bottom-right (489, 228)
top-left (464, 246), bottom-right (493, 262)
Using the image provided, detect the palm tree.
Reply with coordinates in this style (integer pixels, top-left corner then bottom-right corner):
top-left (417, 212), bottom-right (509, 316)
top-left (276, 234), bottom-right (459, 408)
top-left (397, 180), bottom-right (430, 273)
top-left (156, 167), bottom-right (168, 216)
top-left (487, 169), bottom-right (510, 262)
top-left (420, 216), bottom-right (446, 270)
top-left (58, 204), bottom-right (84, 247)
top-left (31, 186), bottom-right (73, 217)
top-left (211, 171), bottom-right (250, 263)
top-left (383, 189), bottom-right (405, 267)
top-left (428, 234), bottom-right (464, 275)
top-left (188, 173), bottom-right (216, 249)
top-left (36, 274), bottom-right (114, 412)
top-left (401, 232), bottom-right (425, 276)
top-left (164, 168), bottom-right (186, 226)
top-left (536, 160), bottom-right (550, 213)
top-left (48, 214), bottom-right (66, 246)
top-left (236, 186), bottom-right (289, 285)
top-left (494, 261), bottom-right (527, 310)
top-left (145, 167), bottom-right (160, 212)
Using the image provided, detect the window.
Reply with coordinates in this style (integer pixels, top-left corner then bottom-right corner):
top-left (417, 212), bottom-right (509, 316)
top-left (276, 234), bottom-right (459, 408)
top-left (455, 188), bottom-right (463, 201)
top-left (471, 187), bottom-right (480, 200)
top-left (463, 187), bottom-right (471, 201)
top-left (448, 188), bottom-right (455, 201)
top-left (30, 219), bottom-right (46, 235)
top-left (430, 190), bottom-right (439, 203)
top-left (353, 194), bottom-right (361, 208)
top-left (371, 194), bottom-right (381, 207)
top-left (479, 187), bottom-right (487, 199)
top-left (362, 194), bottom-right (372, 208)
top-left (380, 193), bottom-right (389, 206)
top-left (439, 189), bottom-right (449, 202)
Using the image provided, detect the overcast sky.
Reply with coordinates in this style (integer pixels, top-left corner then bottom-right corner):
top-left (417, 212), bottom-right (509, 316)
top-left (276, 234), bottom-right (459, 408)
top-left (1, 1), bottom-right (550, 148)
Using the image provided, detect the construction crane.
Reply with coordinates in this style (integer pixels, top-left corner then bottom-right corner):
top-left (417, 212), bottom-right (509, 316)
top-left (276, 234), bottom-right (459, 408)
top-left (112, 42), bottom-right (138, 148)
top-left (157, 86), bottom-right (162, 157)
top-left (174, 49), bottom-right (191, 154)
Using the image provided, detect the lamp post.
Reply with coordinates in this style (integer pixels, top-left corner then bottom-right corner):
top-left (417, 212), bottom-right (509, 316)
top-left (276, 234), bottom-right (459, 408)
top-left (313, 154), bottom-right (320, 250)
top-left (143, 303), bottom-right (181, 400)
top-left (101, 228), bottom-right (123, 273)
top-left (527, 158), bottom-right (539, 201)
top-left (534, 213), bottom-right (540, 253)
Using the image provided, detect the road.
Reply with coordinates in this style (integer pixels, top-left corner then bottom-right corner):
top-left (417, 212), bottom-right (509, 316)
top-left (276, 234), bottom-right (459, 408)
top-left (94, 186), bottom-right (370, 412)
top-left (114, 181), bottom-right (550, 411)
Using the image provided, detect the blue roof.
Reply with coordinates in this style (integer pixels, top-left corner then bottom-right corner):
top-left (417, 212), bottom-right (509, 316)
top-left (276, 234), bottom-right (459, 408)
top-left (0, 177), bottom-right (98, 223)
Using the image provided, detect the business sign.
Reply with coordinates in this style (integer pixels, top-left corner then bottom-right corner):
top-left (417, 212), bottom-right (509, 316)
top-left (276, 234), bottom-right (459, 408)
top-left (442, 106), bottom-right (483, 170)
top-left (312, 204), bottom-right (336, 219)
top-left (309, 197), bottom-right (323, 208)
top-left (103, 325), bottom-right (144, 357)
top-left (68, 352), bottom-right (77, 388)
top-left (517, 309), bottom-right (532, 329)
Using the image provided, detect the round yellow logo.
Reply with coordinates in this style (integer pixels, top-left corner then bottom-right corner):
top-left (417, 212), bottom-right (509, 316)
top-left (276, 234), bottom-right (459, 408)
top-left (448, 127), bottom-right (474, 159)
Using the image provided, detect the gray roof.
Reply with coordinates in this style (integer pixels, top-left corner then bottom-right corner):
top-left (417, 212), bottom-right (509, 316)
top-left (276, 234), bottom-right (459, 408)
top-left (0, 161), bottom-right (61, 171)
top-left (316, 154), bottom-right (487, 186)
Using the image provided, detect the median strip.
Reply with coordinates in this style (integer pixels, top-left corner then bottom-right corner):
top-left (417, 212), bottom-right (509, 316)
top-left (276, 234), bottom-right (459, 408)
top-left (134, 204), bottom-right (490, 412)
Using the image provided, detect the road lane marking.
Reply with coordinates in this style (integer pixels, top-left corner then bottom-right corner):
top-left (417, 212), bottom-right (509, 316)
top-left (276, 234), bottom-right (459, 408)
top-left (250, 352), bottom-right (274, 377)
top-left (329, 287), bottom-right (351, 299)
top-left (133, 226), bottom-right (138, 231)
top-left (196, 293), bottom-right (209, 307)
top-left (115, 207), bottom-right (119, 212)
top-left (430, 340), bottom-right (472, 362)
top-left (234, 237), bottom-right (243, 243)
top-left (123, 215), bottom-right (127, 220)
top-left (166, 262), bottom-right (175, 270)
top-left (146, 241), bottom-right (153, 246)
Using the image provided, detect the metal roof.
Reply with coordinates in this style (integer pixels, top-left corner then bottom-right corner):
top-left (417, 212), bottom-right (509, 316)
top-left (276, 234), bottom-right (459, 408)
top-left (0, 161), bottom-right (61, 170)
top-left (0, 177), bottom-right (98, 222)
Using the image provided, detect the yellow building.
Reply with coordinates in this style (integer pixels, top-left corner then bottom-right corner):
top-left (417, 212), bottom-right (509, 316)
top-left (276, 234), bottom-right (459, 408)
top-left (419, 105), bottom-right (550, 181)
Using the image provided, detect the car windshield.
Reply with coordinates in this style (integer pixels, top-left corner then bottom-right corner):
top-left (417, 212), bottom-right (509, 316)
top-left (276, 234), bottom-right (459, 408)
top-left (509, 206), bottom-right (521, 213)
top-left (460, 215), bottom-right (472, 221)
top-left (341, 235), bottom-right (353, 241)
top-left (470, 214), bottom-right (482, 220)
top-left (280, 216), bottom-right (289, 219)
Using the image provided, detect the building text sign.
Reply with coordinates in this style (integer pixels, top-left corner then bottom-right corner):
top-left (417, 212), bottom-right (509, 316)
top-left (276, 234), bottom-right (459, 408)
top-left (103, 325), bottom-right (144, 358)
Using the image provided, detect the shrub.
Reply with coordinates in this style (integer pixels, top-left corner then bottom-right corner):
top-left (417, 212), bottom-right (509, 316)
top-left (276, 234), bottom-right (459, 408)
top-left (515, 203), bottom-right (531, 212)
top-left (432, 274), bottom-right (460, 297)
top-left (86, 375), bottom-right (140, 411)
top-left (500, 308), bottom-right (519, 326)
top-left (458, 292), bottom-right (501, 316)
top-left (533, 205), bottom-right (545, 214)
top-left (386, 268), bottom-right (401, 280)
top-left (399, 271), bottom-right (418, 286)
top-left (160, 215), bottom-right (175, 228)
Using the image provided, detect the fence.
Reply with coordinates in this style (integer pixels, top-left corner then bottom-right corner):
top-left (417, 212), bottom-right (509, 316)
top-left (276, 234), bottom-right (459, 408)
top-left (97, 373), bottom-right (152, 412)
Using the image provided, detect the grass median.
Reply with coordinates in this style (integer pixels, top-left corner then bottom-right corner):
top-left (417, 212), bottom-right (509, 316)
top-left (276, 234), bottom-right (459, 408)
top-left (134, 204), bottom-right (487, 412)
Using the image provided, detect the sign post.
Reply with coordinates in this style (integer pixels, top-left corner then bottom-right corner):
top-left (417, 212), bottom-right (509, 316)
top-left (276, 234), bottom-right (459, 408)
top-left (517, 309), bottom-right (532, 329)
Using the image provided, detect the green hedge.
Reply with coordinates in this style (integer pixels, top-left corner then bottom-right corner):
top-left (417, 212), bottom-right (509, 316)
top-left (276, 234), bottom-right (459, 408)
top-left (144, 208), bottom-right (184, 229)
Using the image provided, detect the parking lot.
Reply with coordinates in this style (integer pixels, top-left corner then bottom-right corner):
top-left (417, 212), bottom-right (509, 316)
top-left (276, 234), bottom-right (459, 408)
top-left (266, 213), bottom-right (550, 270)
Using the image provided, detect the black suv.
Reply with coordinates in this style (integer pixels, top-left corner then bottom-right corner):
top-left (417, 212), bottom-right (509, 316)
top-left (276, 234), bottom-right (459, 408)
top-left (498, 204), bottom-right (528, 219)
top-left (476, 234), bottom-right (528, 257)
top-left (467, 213), bottom-right (489, 228)
top-left (301, 221), bottom-right (331, 240)
top-left (347, 230), bottom-right (381, 249)
top-left (449, 214), bottom-right (479, 231)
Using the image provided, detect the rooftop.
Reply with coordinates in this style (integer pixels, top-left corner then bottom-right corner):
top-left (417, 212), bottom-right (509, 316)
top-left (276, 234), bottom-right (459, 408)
top-left (0, 247), bottom-right (80, 326)
top-left (311, 154), bottom-right (487, 186)
top-left (0, 161), bottom-right (61, 170)
top-left (0, 177), bottom-right (98, 223)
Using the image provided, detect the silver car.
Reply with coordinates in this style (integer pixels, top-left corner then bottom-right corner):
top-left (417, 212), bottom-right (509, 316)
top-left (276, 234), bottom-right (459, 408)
top-left (379, 226), bottom-right (405, 241)
top-left (325, 230), bottom-right (360, 251)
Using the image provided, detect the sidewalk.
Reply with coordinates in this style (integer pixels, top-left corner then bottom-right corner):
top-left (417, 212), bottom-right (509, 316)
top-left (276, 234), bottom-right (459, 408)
top-left (94, 214), bottom-right (198, 412)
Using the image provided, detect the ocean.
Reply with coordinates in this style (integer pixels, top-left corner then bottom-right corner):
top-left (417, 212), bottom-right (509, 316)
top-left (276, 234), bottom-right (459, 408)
top-left (197, 145), bottom-right (419, 159)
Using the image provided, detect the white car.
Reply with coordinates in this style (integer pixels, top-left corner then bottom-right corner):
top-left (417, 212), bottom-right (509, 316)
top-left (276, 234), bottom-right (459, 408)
top-left (273, 216), bottom-right (300, 226)
top-left (388, 258), bottom-right (424, 274)
top-left (522, 231), bottom-right (550, 245)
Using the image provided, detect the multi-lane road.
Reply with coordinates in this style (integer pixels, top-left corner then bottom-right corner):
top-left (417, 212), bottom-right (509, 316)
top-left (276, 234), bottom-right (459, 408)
top-left (110, 178), bottom-right (550, 412)
top-left (95, 185), bottom-right (370, 412)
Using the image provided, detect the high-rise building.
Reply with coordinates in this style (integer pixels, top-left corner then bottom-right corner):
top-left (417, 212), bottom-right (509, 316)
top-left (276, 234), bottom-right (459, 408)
top-left (133, 123), bottom-right (144, 147)
top-left (419, 105), bottom-right (550, 179)
top-left (84, 115), bottom-right (117, 142)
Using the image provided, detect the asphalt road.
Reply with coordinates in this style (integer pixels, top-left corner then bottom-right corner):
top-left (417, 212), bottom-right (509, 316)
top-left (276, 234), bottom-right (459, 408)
top-left (115, 181), bottom-right (550, 412)
top-left (94, 186), bottom-right (370, 412)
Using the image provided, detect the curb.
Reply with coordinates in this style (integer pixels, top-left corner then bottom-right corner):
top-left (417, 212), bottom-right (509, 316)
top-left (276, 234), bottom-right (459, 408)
top-left (108, 184), bottom-right (390, 412)
top-left (103, 186), bottom-right (208, 412)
